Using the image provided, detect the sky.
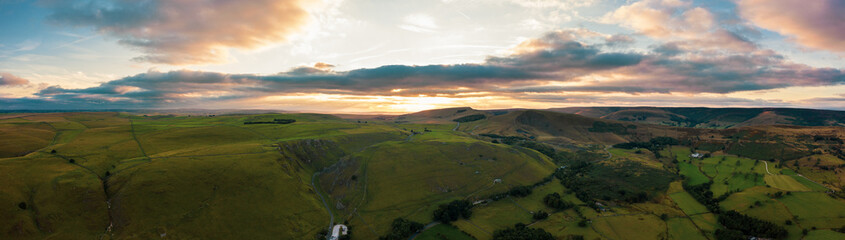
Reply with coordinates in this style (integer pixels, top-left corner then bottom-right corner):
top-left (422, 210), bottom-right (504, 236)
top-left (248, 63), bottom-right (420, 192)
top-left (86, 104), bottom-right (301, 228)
top-left (0, 0), bottom-right (843, 113)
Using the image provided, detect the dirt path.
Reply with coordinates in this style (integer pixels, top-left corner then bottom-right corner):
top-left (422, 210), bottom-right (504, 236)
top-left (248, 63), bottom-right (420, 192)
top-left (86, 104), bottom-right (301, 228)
top-left (452, 122), bottom-right (460, 131)
top-left (762, 161), bottom-right (773, 175)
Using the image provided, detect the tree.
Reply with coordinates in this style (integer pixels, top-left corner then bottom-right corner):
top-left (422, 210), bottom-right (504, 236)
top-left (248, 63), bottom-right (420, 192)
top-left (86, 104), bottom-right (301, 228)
top-left (492, 223), bottom-right (554, 240)
top-left (433, 200), bottom-right (472, 223)
top-left (379, 218), bottom-right (424, 240)
top-left (543, 193), bottom-right (573, 210)
top-left (18, 202), bottom-right (26, 210)
top-left (533, 210), bottom-right (549, 220)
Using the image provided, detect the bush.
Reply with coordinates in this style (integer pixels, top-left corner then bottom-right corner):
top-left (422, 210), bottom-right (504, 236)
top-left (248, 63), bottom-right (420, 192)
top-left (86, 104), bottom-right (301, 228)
top-left (18, 202), bottom-right (26, 210)
top-left (492, 223), bottom-right (554, 240)
top-left (543, 193), bottom-right (574, 210)
top-left (718, 210), bottom-right (787, 239)
top-left (379, 218), bottom-right (424, 240)
top-left (508, 186), bottom-right (532, 197)
top-left (433, 200), bottom-right (472, 224)
top-left (453, 114), bottom-right (486, 123)
top-left (533, 210), bottom-right (549, 220)
top-left (578, 219), bottom-right (589, 227)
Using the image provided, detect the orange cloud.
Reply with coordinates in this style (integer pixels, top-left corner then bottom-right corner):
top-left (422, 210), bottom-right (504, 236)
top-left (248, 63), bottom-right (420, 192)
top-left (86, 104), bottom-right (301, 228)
top-left (47, 0), bottom-right (313, 65)
top-left (604, 0), bottom-right (754, 52)
top-left (737, 0), bottom-right (845, 53)
top-left (0, 72), bottom-right (30, 86)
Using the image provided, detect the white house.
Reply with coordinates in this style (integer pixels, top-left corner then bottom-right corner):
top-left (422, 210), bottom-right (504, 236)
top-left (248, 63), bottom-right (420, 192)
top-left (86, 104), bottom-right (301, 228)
top-left (690, 153), bottom-right (703, 158)
top-left (329, 224), bottom-right (348, 240)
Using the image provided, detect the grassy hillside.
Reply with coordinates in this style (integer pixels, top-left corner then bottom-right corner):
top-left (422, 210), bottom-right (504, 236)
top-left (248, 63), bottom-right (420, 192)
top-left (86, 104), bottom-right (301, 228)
top-left (1, 109), bottom-right (844, 240)
top-left (550, 107), bottom-right (845, 128)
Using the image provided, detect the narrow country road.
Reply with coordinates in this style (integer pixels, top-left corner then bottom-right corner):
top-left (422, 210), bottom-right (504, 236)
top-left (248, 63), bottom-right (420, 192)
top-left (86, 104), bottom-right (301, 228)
top-left (762, 161), bottom-right (773, 175)
top-left (452, 122), bottom-right (460, 131)
top-left (311, 172), bottom-right (334, 239)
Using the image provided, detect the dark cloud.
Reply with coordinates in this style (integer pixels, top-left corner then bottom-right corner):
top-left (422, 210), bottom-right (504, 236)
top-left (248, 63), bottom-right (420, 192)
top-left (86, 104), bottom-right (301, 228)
top-left (5, 29), bottom-right (845, 110)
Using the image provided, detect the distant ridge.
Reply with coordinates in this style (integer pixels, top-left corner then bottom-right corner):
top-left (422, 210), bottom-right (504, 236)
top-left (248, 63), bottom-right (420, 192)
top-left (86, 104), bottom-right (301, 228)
top-left (549, 107), bottom-right (845, 128)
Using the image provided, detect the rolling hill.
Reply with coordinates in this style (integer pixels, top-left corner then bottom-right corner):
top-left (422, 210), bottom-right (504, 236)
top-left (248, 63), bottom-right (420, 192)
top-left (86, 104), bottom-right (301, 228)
top-left (1, 108), bottom-right (844, 240)
top-left (550, 107), bottom-right (845, 128)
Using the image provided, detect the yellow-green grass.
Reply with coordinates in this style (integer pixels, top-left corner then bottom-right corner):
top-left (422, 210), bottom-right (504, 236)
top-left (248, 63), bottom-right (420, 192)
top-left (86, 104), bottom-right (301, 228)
top-left (511, 182), bottom-right (581, 214)
top-left (678, 162), bottom-right (709, 186)
top-left (107, 152), bottom-right (328, 239)
top-left (347, 138), bottom-right (555, 238)
top-left (765, 175), bottom-right (811, 191)
top-left (137, 125), bottom-right (266, 157)
top-left (529, 210), bottom-right (603, 240)
top-left (805, 230), bottom-right (845, 240)
top-left (0, 122), bottom-right (55, 158)
top-left (689, 213), bottom-right (718, 234)
top-left (591, 214), bottom-right (667, 240)
top-left (451, 200), bottom-right (533, 240)
top-left (790, 175), bottom-right (830, 192)
top-left (668, 146), bottom-right (692, 162)
top-left (667, 217), bottom-right (706, 240)
top-left (668, 181), bottom-right (685, 194)
top-left (720, 186), bottom-right (779, 210)
top-left (779, 192), bottom-right (845, 229)
top-left (670, 191), bottom-right (709, 215)
top-left (416, 224), bottom-right (475, 240)
top-left (691, 155), bottom-right (767, 196)
top-left (0, 154), bottom-right (109, 239)
top-left (608, 148), bottom-right (664, 169)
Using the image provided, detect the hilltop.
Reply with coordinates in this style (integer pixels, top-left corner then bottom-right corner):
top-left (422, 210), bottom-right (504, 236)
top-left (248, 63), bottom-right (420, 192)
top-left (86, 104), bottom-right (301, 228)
top-left (550, 107), bottom-right (845, 128)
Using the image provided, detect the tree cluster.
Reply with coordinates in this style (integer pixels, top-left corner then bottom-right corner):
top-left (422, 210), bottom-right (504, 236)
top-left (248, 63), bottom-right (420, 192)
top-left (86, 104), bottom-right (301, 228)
top-left (718, 210), bottom-right (787, 239)
top-left (491, 223), bottom-right (554, 240)
top-left (432, 200), bottom-right (472, 224)
top-left (683, 182), bottom-right (720, 213)
top-left (532, 210), bottom-right (549, 220)
top-left (508, 186), bottom-right (532, 197)
top-left (542, 193), bottom-right (574, 210)
top-left (379, 218), bottom-right (424, 240)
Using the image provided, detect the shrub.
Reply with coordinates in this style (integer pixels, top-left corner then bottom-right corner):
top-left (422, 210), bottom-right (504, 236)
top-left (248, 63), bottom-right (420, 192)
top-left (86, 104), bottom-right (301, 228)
top-left (378, 218), bottom-right (424, 240)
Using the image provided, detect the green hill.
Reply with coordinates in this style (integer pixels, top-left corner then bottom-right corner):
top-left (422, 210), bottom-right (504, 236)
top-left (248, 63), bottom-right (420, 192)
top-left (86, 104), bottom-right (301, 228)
top-left (1, 109), bottom-right (844, 240)
top-left (550, 107), bottom-right (845, 128)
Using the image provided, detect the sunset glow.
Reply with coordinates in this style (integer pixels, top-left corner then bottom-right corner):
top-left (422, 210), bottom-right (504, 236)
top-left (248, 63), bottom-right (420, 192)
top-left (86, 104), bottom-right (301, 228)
top-left (1, 0), bottom-right (843, 112)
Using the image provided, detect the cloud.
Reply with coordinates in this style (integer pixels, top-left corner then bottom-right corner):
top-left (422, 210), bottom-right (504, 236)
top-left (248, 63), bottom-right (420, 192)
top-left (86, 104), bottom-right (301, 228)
top-left (736, 0), bottom-right (845, 53)
top-left (44, 0), bottom-right (312, 65)
top-left (399, 14), bottom-right (439, 33)
top-left (5, 29), bottom-right (844, 110)
top-left (0, 72), bottom-right (30, 86)
top-left (604, 0), bottom-right (755, 52)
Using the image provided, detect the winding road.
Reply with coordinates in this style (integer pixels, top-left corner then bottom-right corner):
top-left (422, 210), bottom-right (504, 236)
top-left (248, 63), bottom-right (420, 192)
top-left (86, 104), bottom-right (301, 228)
top-left (761, 160), bottom-right (773, 175)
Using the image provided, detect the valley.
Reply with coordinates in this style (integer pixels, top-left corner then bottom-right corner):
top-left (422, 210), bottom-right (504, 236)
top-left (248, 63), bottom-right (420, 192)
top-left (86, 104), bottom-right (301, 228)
top-left (0, 108), bottom-right (844, 240)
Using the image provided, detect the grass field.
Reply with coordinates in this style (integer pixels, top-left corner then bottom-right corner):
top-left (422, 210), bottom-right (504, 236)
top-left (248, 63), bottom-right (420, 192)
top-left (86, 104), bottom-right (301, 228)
top-left (779, 192), bottom-right (845, 229)
top-left (805, 230), bottom-right (845, 240)
top-left (765, 175), bottom-right (811, 191)
top-left (667, 217), bottom-right (706, 240)
top-left (591, 214), bottom-right (666, 240)
top-left (678, 162), bottom-right (709, 186)
top-left (669, 191), bottom-right (709, 215)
